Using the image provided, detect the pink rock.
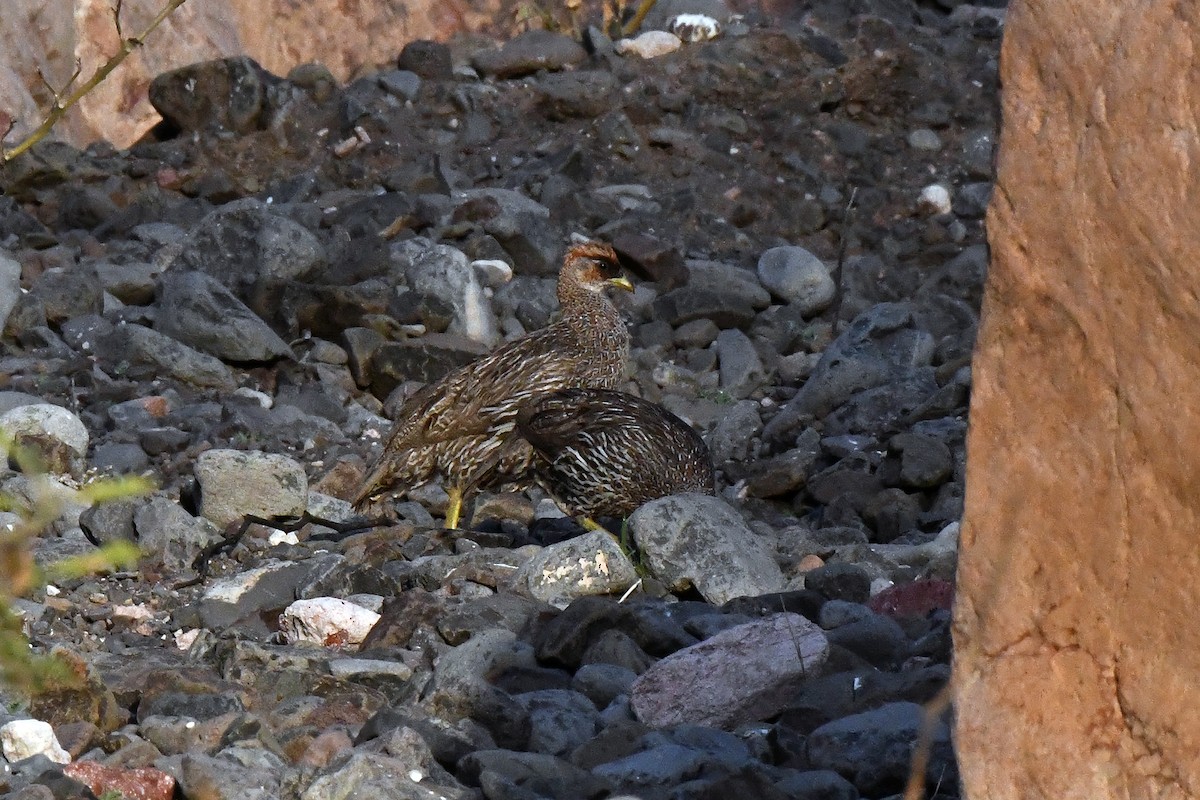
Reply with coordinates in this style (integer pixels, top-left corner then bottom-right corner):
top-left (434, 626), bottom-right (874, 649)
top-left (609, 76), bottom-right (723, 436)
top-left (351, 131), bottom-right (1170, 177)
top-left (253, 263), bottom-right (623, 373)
top-left (63, 761), bottom-right (175, 800)
top-left (954, 0), bottom-right (1200, 793)
top-left (0, 0), bottom-right (507, 149)
top-left (630, 613), bottom-right (828, 729)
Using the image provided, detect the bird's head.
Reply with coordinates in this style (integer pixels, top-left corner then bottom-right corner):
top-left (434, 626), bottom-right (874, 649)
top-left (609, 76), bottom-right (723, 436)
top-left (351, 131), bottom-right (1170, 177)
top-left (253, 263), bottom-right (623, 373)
top-left (560, 242), bottom-right (634, 296)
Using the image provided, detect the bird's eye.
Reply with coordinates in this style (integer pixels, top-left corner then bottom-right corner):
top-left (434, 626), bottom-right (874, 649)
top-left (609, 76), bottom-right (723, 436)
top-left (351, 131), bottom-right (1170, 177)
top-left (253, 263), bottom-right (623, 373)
top-left (593, 257), bottom-right (622, 280)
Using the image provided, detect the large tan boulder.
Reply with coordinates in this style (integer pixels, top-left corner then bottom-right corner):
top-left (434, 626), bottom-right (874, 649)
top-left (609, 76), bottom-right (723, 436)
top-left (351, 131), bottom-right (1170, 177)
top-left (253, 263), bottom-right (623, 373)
top-left (0, 0), bottom-right (501, 150)
top-left (953, 0), bottom-right (1200, 797)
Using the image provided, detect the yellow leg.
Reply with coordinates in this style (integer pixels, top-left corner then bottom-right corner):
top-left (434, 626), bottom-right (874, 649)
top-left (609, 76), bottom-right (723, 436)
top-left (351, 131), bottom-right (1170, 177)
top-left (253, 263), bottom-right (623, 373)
top-left (444, 486), bottom-right (464, 529)
top-left (581, 516), bottom-right (606, 532)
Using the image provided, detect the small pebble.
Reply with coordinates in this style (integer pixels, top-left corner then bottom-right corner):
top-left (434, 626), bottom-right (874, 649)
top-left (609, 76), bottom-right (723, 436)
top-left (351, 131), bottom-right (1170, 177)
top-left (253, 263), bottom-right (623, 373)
top-left (907, 128), bottom-right (943, 151)
top-left (616, 31), bottom-right (683, 59)
top-left (919, 183), bottom-right (953, 215)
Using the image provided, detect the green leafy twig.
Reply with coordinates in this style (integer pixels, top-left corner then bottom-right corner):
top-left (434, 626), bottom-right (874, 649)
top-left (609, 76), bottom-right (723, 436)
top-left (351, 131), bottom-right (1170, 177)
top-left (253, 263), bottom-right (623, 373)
top-left (0, 428), bottom-right (152, 692)
top-left (1, 0), bottom-right (190, 164)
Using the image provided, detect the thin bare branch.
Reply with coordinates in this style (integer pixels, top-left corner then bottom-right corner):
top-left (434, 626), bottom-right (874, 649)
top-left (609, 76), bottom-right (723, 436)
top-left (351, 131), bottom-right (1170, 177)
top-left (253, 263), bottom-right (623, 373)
top-left (2, 0), bottom-right (190, 164)
top-left (902, 684), bottom-right (952, 800)
top-left (621, 0), bottom-right (658, 37)
top-left (113, 0), bottom-right (126, 40)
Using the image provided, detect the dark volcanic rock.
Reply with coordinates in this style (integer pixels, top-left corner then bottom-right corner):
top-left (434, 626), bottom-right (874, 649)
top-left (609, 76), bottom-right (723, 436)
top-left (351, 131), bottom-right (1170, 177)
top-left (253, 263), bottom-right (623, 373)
top-left (155, 270), bottom-right (294, 362)
top-left (471, 30), bottom-right (588, 78)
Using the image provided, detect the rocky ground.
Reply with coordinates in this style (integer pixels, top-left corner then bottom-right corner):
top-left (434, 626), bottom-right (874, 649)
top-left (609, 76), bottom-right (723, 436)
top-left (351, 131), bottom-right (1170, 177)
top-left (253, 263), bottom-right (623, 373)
top-left (0, 0), bottom-right (1002, 797)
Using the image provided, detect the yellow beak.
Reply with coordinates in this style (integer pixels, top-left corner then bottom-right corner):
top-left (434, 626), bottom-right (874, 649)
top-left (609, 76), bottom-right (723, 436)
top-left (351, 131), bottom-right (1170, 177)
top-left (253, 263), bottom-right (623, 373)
top-left (607, 276), bottom-right (634, 292)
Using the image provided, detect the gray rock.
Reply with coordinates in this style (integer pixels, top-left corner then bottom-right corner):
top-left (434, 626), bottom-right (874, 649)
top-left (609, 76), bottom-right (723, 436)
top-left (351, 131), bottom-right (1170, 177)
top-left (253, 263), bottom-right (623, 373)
top-left (134, 496), bottom-right (224, 570)
top-left (300, 750), bottom-right (472, 800)
top-left (706, 400), bottom-right (762, 464)
top-left (673, 317), bottom-right (721, 348)
top-left (515, 689), bottom-right (601, 757)
top-left (654, 260), bottom-right (771, 329)
top-left (398, 40), bottom-right (453, 80)
top-left (512, 531), bottom-right (639, 610)
top-left (0, 391), bottom-right (44, 417)
top-left (819, 369), bottom-right (940, 436)
top-left (715, 328), bottom-right (767, 398)
top-left (728, 427), bottom-right (821, 498)
top-left (805, 701), bottom-right (954, 796)
top-left (863, 488), bottom-right (922, 543)
top-left (457, 750), bottom-right (612, 800)
top-left (783, 665), bottom-right (951, 731)
top-left (821, 433), bottom-right (879, 459)
top-left (580, 629), bottom-right (654, 674)
top-left (867, 521), bottom-right (960, 577)
top-left (536, 70), bottom-right (619, 119)
top-left (423, 631), bottom-right (536, 749)
top-left (175, 751), bottom-right (287, 800)
top-left (962, 127), bottom-right (996, 179)
top-left (918, 243), bottom-right (989, 305)
top-left (0, 250), bottom-right (20, 332)
top-left (825, 119), bottom-right (870, 156)
top-left (94, 260), bottom-right (161, 304)
top-left (954, 181), bottom-right (993, 218)
top-left (193, 449), bottom-right (308, 528)
top-left (100, 323), bottom-right (237, 389)
top-left (771, 769), bottom-right (859, 800)
top-left (571, 664), bottom-right (638, 710)
top-left (756, 246), bottom-right (836, 315)
top-left (889, 432), bottom-right (953, 489)
top-left (32, 265), bottom-right (103, 324)
top-left (366, 335), bottom-right (491, 399)
top-left (78, 498), bottom-right (139, 546)
top-left (907, 128), bottom-right (943, 151)
top-left (611, 232), bottom-right (689, 290)
top-left (59, 314), bottom-right (113, 354)
top-left (629, 494), bottom-right (785, 603)
top-left (378, 69), bottom-right (422, 102)
top-left (630, 613), bottom-right (828, 729)
top-left (396, 242), bottom-right (501, 346)
top-left (91, 441), bottom-right (150, 474)
top-left (817, 599), bottom-right (874, 629)
top-left (471, 30), bottom-right (588, 79)
top-left (641, 0), bottom-right (734, 31)
top-left (763, 303), bottom-right (935, 443)
top-left (453, 190), bottom-right (559, 276)
top-left (198, 559), bottom-right (317, 632)
top-left (529, 595), bottom-right (696, 670)
top-left (0, 403), bottom-right (88, 465)
top-left (592, 741), bottom-right (708, 787)
top-left (823, 610), bottom-right (909, 668)
top-left (156, 270), bottom-right (294, 362)
top-left (803, 562), bottom-right (872, 603)
top-left (169, 198), bottom-right (326, 306)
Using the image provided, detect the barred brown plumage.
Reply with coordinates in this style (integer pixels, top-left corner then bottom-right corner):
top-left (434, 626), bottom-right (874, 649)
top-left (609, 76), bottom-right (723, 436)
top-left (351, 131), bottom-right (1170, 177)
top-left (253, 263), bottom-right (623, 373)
top-left (352, 242), bottom-right (633, 528)
top-left (515, 388), bottom-right (715, 520)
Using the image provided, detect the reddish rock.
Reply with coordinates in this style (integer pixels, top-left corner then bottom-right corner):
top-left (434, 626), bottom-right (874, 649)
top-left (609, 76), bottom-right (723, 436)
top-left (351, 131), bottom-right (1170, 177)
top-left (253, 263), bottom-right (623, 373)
top-left (63, 761), bottom-right (175, 800)
top-left (296, 728), bottom-right (354, 768)
top-left (867, 579), bottom-right (953, 618)
top-left (953, 0), bottom-right (1200, 796)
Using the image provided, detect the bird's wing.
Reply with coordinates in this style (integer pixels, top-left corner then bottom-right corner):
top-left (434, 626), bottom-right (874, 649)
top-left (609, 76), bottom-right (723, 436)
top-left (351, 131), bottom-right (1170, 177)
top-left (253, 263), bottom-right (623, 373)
top-left (380, 326), bottom-right (583, 452)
